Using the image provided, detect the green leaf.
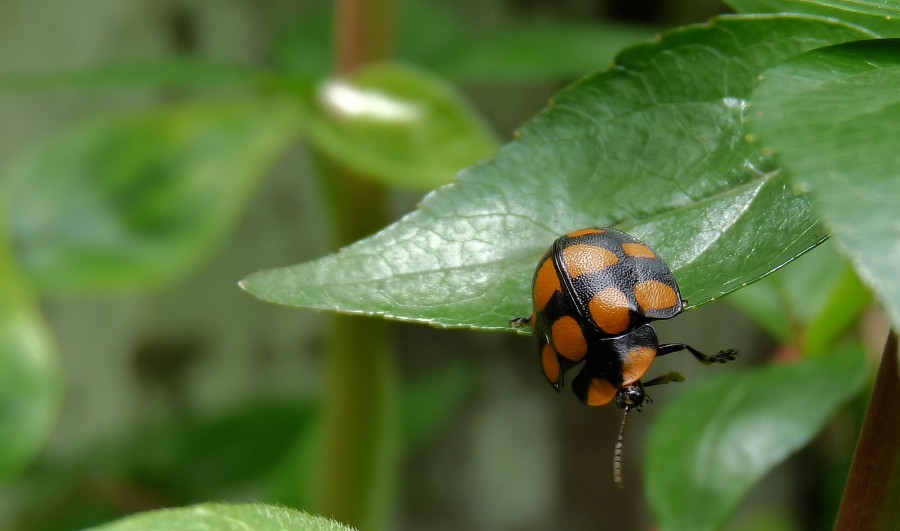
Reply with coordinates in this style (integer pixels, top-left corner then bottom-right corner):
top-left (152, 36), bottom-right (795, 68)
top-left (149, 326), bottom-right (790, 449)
top-left (0, 233), bottom-right (62, 483)
top-left (3, 99), bottom-right (301, 293)
top-left (645, 344), bottom-right (867, 531)
top-left (727, 0), bottom-right (900, 37)
top-left (805, 265), bottom-right (869, 354)
top-left (748, 39), bottom-right (900, 330)
top-left (307, 63), bottom-right (497, 190)
top-left (9, 401), bottom-right (318, 530)
top-left (87, 503), bottom-right (356, 531)
top-left (10, 367), bottom-right (472, 528)
top-left (432, 22), bottom-right (658, 82)
top-left (241, 16), bottom-right (872, 330)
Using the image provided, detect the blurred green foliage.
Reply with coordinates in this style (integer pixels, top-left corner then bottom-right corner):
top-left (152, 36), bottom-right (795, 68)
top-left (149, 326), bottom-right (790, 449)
top-left (0, 0), bottom-right (897, 530)
top-left (0, 225), bottom-right (61, 484)
top-left (646, 344), bottom-right (866, 531)
top-left (4, 100), bottom-right (302, 293)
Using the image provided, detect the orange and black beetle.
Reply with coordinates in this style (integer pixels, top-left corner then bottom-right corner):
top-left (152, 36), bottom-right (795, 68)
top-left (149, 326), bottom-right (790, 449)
top-left (512, 227), bottom-right (737, 411)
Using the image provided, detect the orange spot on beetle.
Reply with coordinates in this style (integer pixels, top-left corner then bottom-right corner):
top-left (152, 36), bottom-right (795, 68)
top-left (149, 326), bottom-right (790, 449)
top-left (622, 243), bottom-right (656, 258)
top-left (533, 258), bottom-right (560, 312)
top-left (566, 228), bottom-right (605, 238)
top-left (634, 280), bottom-right (679, 312)
top-left (588, 288), bottom-right (632, 335)
top-left (562, 244), bottom-right (619, 278)
top-left (587, 378), bottom-right (617, 406)
top-left (541, 343), bottom-right (560, 385)
top-left (551, 316), bottom-right (588, 361)
top-left (621, 345), bottom-right (657, 385)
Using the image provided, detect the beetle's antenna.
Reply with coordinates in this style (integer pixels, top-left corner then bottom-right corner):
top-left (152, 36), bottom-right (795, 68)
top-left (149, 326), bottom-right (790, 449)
top-left (613, 407), bottom-right (630, 488)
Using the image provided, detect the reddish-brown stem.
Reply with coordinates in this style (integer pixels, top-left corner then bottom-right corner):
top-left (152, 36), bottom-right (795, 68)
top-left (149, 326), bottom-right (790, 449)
top-left (335, 0), bottom-right (395, 75)
top-left (835, 332), bottom-right (900, 530)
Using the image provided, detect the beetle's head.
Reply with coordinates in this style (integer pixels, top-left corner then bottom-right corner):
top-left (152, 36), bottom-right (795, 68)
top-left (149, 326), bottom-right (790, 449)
top-left (614, 381), bottom-right (646, 411)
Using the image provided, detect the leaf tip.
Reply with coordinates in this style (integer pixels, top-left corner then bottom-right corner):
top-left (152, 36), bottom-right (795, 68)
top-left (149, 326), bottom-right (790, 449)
top-left (237, 272), bottom-right (264, 298)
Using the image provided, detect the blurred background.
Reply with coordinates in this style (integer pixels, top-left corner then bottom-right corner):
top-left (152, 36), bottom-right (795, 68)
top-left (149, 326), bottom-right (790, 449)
top-left (0, 1), bottom-right (879, 530)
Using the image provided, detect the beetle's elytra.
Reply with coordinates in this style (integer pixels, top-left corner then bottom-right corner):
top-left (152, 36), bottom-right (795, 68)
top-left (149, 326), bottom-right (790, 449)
top-left (512, 227), bottom-right (737, 410)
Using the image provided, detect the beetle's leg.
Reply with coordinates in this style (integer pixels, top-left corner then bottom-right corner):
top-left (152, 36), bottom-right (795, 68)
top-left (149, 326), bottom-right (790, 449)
top-left (642, 371), bottom-right (685, 387)
top-left (509, 316), bottom-right (532, 328)
top-left (657, 343), bottom-right (738, 365)
top-left (633, 372), bottom-right (686, 410)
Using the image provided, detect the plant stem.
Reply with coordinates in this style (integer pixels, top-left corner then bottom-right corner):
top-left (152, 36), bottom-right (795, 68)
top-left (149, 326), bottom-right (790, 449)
top-left (311, 1), bottom-right (399, 530)
top-left (316, 308), bottom-right (397, 531)
top-left (335, 0), bottom-right (396, 74)
top-left (835, 332), bottom-right (900, 530)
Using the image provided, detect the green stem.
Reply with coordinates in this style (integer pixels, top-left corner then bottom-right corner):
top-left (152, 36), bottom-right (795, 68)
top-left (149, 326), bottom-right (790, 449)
top-left (312, 157), bottom-right (397, 530)
top-left (310, 1), bottom-right (398, 529)
top-left (835, 332), bottom-right (900, 530)
top-left (316, 311), bottom-right (397, 531)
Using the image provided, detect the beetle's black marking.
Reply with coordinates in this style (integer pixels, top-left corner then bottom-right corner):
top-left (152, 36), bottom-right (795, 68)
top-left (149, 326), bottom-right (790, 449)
top-left (526, 227), bottom-right (737, 408)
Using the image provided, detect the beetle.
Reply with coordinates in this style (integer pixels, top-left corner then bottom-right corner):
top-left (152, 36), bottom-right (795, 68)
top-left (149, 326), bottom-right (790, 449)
top-left (511, 227), bottom-right (737, 484)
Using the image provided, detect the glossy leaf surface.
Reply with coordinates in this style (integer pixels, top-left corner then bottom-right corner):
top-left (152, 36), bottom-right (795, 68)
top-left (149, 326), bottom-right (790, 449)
top-left (727, 0), bottom-right (900, 36)
top-left (88, 503), bottom-right (355, 531)
top-left (646, 345), bottom-right (867, 531)
top-left (307, 63), bottom-right (497, 190)
top-left (242, 16), bottom-right (871, 330)
top-left (3, 99), bottom-right (300, 293)
top-left (749, 39), bottom-right (900, 329)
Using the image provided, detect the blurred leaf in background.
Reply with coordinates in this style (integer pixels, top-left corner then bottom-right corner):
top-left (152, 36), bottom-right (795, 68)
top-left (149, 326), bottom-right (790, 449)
top-left (3, 99), bottom-right (301, 293)
top-left (0, 58), bottom-right (269, 94)
top-left (646, 344), bottom-right (867, 531)
top-left (309, 63), bottom-right (497, 190)
top-left (729, 241), bottom-right (870, 355)
top-left (427, 21), bottom-right (657, 82)
top-left (0, 228), bottom-right (62, 484)
top-left (272, 1), bottom-right (658, 83)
